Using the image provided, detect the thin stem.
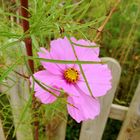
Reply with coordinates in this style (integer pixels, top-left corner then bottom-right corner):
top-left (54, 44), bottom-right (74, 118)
top-left (93, 0), bottom-right (121, 42)
top-left (20, 0), bottom-right (34, 72)
top-left (20, 0), bottom-right (39, 140)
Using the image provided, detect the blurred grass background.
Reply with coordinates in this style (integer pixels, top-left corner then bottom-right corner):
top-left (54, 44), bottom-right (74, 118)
top-left (0, 0), bottom-right (140, 140)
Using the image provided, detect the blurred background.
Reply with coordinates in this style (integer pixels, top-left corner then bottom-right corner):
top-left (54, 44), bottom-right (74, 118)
top-left (0, 0), bottom-right (140, 140)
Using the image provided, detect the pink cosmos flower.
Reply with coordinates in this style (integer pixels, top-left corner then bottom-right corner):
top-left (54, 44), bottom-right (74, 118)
top-left (31, 37), bottom-right (112, 123)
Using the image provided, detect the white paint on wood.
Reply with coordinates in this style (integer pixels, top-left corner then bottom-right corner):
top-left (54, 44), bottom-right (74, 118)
top-left (0, 119), bottom-right (6, 140)
top-left (109, 104), bottom-right (128, 121)
top-left (2, 67), bottom-right (33, 140)
top-left (117, 81), bottom-right (140, 140)
top-left (0, 41), bottom-right (34, 140)
top-left (79, 57), bottom-right (121, 140)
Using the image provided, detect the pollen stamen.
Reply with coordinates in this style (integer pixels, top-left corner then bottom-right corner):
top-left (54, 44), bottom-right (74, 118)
top-left (64, 68), bottom-right (79, 84)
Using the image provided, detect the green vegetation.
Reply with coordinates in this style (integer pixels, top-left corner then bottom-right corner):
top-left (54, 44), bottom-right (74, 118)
top-left (0, 0), bottom-right (140, 140)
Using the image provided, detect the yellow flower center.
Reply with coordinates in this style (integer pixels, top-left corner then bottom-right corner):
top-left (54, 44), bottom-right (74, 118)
top-left (64, 68), bottom-right (79, 84)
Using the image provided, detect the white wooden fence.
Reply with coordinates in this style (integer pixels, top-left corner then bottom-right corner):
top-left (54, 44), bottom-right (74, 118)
top-left (0, 57), bottom-right (140, 140)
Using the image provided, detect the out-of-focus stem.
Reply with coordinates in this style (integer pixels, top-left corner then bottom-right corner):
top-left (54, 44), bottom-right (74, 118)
top-left (20, 0), bottom-right (34, 72)
top-left (93, 0), bottom-right (121, 42)
top-left (20, 0), bottom-right (39, 140)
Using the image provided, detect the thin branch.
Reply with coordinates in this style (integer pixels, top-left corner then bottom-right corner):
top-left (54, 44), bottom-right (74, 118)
top-left (93, 0), bottom-right (121, 42)
top-left (20, 0), bottom-right (39, 140)
top-left (20, 0), bottom-right (34, 72)
top-left (14, 70), bottom-right (29, 79)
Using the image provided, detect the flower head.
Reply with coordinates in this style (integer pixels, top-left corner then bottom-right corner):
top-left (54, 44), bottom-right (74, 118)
top-left (30, 37), bottom-right (112, 123)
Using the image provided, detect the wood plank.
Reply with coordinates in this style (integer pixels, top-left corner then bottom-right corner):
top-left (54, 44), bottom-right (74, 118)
top-left (1, 67), bottom-right (33, 140)
top-left (0, 119), bottom-right (6, 140)
top-left (46, 117), bottom-right (67, 140)
top-left (117, 81), bottom-right (140, 140)
top-left (53, 119), bottom-right (67, 140)
top-left (109, 104), bottom-right (128, 121)
top-left (0, 40), bottom-right (34, 140)
top-left (79, 57), bottom-right (121, 140)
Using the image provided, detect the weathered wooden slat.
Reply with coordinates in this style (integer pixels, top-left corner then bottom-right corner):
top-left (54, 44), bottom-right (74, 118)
top-left (52, 120), bottom-right (67, 140)
top-left (0, 40), bottom-right (34, 140)
top-left (2, 67), bottom-right (33, 140)
top-left (79, 57), bottom-right (121, 140)
top-left (117, 81), bottom-right (140, 140)
top-left (46, 103), bottom-right (129, 140)
top-left (46, 117), bottom-right (67, 140)
top-left (0, 119), bottom-right (6, 140)
top-left (109, 104), bottom-right (128, 121)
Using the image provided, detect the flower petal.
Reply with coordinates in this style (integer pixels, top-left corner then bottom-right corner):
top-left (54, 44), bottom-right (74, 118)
top-left (30, 70), bottom-right (63, 104)
top-left (50, 37), bottom-right (76, 68)
top-left (70, 37), bottom-right (100, 61)
top-left (67, 91), bottom-right (100, 123)
top-left (38, 48), bottom-right (65, 74)
top-left (50, 37), bottom-right (76, 61)
top-left (30, 70), bottom-right (79, 103)
top-left (34, 86), bottom-right (60, 104)
top-left (32, 70), bottom-right (62, 91)
top-left (78, 64), bottom-right (112, 97)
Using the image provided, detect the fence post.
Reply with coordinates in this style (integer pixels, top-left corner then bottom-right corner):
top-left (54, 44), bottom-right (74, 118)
top-left (117, 81), bottom-right (140, 140)
top-left (4, 67), bottom-right (33, 140)
top-left (1, 42), bottom-right (34, 140)
top-left (79, 57), bottom-right (121, 140)
top-left (0, 119), bottom-right (6, 140)
top-left (46, 117), bottom-right (67, 140)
